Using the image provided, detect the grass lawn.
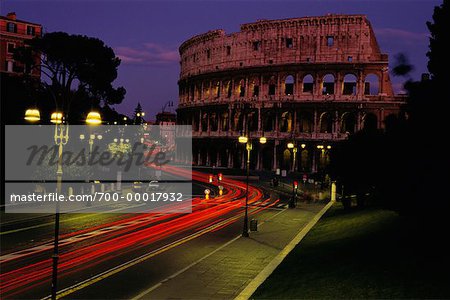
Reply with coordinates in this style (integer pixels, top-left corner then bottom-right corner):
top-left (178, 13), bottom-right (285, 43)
top-left (252, 203), bottom-right (450, 299)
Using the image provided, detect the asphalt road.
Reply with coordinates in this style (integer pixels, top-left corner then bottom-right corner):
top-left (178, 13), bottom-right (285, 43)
top-left (0, 169), bottom-right (288, 299)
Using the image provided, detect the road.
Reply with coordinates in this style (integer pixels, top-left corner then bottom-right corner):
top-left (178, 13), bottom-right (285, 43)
top-left (0, 168), bottom-right (287, 299)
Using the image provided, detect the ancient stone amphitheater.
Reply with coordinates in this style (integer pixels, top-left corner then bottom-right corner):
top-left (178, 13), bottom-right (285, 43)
top-left (177, 14), bottom-right (405, 173)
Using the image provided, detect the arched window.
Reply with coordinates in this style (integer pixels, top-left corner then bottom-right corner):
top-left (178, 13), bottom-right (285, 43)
top-left (238, 79), bottom-right (245, 97)
top-left (285, 75), bottom-right (295, 95)
top-left (341, 112), bottom-right (356, 134)
top-left (221, 112), bottom-right (229, 131)
top-left (343, 74), bottom-right (357, 95)
top-left (302, 74), bottom-right (314, 93)
top-left (364, 74), bottom-right (379, 95)
top-left (268, 76), bottom-right (276, 96)
top-left (319, 112), bottom-right (333, 133)
top-left (214, 81), bottom-right (220, 98)
top-left (224, 81), bottom-right (232, 98)
top-left (363, 113), bottom-right (378, 130)
top-left (298, 113), bottom-right (313, 133)
top-left (322, 74), bottom-right (335, 95)
top-left (279, 111), bottom-right (292, 132)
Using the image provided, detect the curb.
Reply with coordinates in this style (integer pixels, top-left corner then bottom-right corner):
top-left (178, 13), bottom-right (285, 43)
top-left (235, 200), bottom-right (335, 300)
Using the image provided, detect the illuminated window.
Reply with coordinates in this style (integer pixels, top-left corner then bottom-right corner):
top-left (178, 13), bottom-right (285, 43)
top-left (326, 36), bottom-right (334, 47)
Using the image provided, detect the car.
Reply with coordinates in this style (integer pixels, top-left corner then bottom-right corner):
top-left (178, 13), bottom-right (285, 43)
top-left (132, 181), bottom-right (144, 192)
top-left (146, 180), bottom-right (160, 191)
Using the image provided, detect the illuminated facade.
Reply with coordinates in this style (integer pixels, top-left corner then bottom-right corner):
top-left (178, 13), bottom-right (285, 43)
top-left (0, 12), bottom-right (41, 76)
top-left (177, 15), bottom-right (405, 172)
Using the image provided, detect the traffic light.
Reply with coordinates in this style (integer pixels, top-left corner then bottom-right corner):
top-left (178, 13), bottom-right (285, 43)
top-left (209, 174), bottom-right (213, 183)
top-left (218, 173), bottom-right (223, 181)
top-left (293, 181), bottom-right (298, 190)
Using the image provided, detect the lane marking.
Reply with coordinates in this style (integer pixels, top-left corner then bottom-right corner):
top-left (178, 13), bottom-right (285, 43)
top-left (132, 207), bottom-right (288, 300)
top-left (41, 214), bottom-right (244, 300)
top-left (235, 200), bottom-right (335, 300)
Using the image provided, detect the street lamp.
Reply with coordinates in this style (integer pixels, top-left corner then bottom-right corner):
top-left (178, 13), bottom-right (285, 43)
top-left (24, 108), bottom-right (40, 122)
top-left (287, 141), bottom-right (298, 208)
top-left (238, 132), bottom-right (265, 237)
top-left (24, 107), bottom-right (101, 300)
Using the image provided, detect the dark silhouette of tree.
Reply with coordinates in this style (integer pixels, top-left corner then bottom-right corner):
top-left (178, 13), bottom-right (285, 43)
top-left (13, 32), bottom-right (126, 124)
top-left (427, 0), bottom-right (449, 84)
top-left (392, 53), bottom-right (414, 78)
top-left (133, 102), bottom-right (145, 124)
top-left (331, 0), bottom-right (450, 217)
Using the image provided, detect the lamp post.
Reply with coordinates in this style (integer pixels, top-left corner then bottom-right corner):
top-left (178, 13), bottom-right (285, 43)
top-left (287, 142), bottom-right (298, 208)
top-left (238, 134), bottom-right (266, 237)
top-left (24, 108), bottom-right (101, 300)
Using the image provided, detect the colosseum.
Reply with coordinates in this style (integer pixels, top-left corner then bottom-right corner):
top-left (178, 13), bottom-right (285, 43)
top-left (177, 14), bottom-right (406, 173)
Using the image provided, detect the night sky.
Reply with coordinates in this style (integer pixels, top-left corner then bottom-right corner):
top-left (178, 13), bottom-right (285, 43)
top-left (2, 0), bottom-right (441, 119)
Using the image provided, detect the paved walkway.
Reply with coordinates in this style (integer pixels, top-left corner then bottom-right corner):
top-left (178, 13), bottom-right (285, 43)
top-left (133, 201), bottom-right (328, 299)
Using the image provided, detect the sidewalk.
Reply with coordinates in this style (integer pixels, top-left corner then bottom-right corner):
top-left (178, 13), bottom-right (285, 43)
top-left (134, 201), bottom-right (329, 299)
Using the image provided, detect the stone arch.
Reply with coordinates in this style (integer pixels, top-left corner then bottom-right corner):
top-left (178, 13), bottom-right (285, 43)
top-left (279, 111), bottom-right (292, 132)
top-left (300, 149), bottom-right (310, 172)
top-left (282, 149), bottom-right (292, 170)
top-left (209, 112), bottom-right (218, 131)
top-left (263, 111), bottom-right (274, 132)
top-left (232, 111), bottom-right (243, 131)
top-left (298, 112), bottom-right (313, 133)
top-left (221, 111), bottom-right (229, 131)
top-left (363, 112), bottom-right (378, 130)
top-left (319, 112), bottom-right (333, 133)
top-left (302, 74), bottom-right (314, 93)
top-left (268, 75), bottom-right (277, 96)
top-left (322, 74), bottom-right (335, 95)
top-left (248, 111), bottom-right (258, 132)
top-left (261, 146), bottom-right (273, 171)
top-left (249, 77), bottom-right (260, 97)
top-left (213, 80), bottom-right (221, 98)
top-left (196, 82), bottom-right (202, 100)
top-left (223, 80), bottom-right (232, 98)
top-left (342, 74), bottom-right (357, 95)
top-left (284, 75), bottom-right (295, 95)
top-left (201, 112), bottom-right (208, 131)
top-left (203, 82), bottom-right (210, 99)
top-left (340, 112), bottom-right (356, 134)
top-left (236, 78), bottom-right (246, 98)
top-left (364, 73), bottom-right (380, 95)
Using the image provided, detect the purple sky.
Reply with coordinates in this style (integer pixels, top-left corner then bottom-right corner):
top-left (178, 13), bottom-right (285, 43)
top-left (2, 0), bottom-right (441, 119)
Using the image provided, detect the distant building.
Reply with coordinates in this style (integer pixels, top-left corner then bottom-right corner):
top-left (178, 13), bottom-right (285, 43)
top-left (156, 111), bottom-right (176, 148)
top-left (0, 12), bottom-right (42, 76)
top-left (177, 15), bottom-right (406, 173)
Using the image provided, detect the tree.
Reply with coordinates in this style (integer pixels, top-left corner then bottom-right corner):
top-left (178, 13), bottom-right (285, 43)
top-left (14, 32), bottom-right (126, 124)
top-left (133, 102), bottom-right (145, 124)
top-left (427, 0), bottom-right (450, 84)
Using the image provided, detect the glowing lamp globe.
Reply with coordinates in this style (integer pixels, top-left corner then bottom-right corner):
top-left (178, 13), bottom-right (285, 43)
top-left (238, 136), bottom-right (248, 144)
top-left (50, 112), bottom-right (63, 124)
top-left (24, 108), bottom-right (40, 122)
top-left (86, 111), bottom-right (102, 125)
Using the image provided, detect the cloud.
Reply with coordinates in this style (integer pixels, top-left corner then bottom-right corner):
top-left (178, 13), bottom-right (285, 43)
top-left (115, 43), bottom-right (179, 66)
top-left (375, 28), bottom-right (429, 45)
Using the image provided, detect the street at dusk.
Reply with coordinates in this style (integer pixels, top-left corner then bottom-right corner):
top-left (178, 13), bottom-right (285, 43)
top-left (1, 1), bottom-right (450, 299)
